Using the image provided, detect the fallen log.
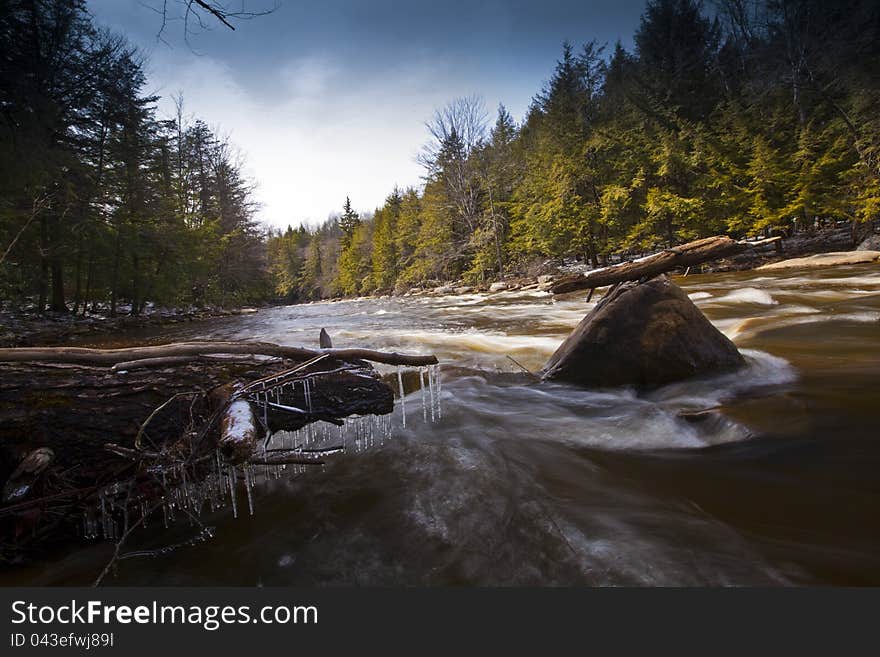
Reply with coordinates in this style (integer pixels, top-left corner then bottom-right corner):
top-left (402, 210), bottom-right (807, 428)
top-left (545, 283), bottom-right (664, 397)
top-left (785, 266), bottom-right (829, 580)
top-left (0, 340), bottom-right (438, 368)
top-left (0, 336), bottom-right (433, 559)
top-left (0, 357), bottom-right (393, 484)
top-left (550, 236), bottom-right (781, 295)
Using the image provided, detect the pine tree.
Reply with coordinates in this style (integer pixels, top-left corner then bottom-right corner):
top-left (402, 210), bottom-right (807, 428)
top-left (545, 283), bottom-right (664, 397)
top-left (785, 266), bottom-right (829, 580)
top-left (339, 196), bottom-right (360, 248)
top-left (370, 189), bottom-right (401, 291)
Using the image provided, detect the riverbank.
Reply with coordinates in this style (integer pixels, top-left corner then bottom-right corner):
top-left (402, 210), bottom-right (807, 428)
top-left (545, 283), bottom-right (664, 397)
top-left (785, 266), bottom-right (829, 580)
top-left (3, 225), bottom-right (876, 346)
top-left (346, 225), bottom-right (877, 302)
top-left (0, 305), bottom-right (261, 348)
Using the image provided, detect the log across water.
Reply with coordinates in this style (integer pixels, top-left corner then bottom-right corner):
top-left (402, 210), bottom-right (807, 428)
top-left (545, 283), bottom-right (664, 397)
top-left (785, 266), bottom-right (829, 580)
top-left (550, 236), bottom-right (781, 295)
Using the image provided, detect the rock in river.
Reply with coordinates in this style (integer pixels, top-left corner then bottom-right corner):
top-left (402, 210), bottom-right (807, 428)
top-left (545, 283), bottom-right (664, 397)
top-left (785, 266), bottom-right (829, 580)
top-left (541, 275), bottom-right (745, 387)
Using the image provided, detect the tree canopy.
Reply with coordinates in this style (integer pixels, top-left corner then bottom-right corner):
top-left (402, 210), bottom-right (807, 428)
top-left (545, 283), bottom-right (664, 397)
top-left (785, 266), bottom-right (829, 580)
top-left (3, 0), bottom-right (878, 309)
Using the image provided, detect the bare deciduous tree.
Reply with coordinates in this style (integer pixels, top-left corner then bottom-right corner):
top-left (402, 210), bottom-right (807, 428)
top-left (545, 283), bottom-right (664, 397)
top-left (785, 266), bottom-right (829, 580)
top-left (145, 0), bottom-right (278, 43)
top-left (418, 95), bottom-right (489, 175)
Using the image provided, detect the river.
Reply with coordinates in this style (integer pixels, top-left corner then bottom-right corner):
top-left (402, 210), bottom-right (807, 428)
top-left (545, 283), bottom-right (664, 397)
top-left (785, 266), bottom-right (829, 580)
top-left (5, 264), bottom-right (880, 585)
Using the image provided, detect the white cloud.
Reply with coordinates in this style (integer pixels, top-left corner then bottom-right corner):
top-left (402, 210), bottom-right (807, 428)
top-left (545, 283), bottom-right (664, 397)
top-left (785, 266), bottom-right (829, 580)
top-left (140, 45), bottom-right (535, 230)
top-left (141, 50), bottom-right (433, 228)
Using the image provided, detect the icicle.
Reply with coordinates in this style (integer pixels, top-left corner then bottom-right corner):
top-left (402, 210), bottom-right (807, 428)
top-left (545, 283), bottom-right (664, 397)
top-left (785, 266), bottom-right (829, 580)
top-left (434, 364), bottom-right (442, 419)
top-left (397, 366), bottom-right (407, 428)
top-left (181, 466), bottom-right (189, 511)
top-left (244, 466), bottom-right (255, 516)
top-left (228, 466), bottom-right (238, 519)
top-left (99, 491), bottom-right (108, 539)
top-left (420, 367), bottom-right (428, 423)
top-left (426, 364), bottom-right (435, 421)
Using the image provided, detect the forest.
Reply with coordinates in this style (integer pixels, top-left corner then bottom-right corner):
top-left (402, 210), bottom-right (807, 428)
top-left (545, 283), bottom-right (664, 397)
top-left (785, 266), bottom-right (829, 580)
top-left (0, 0), bottom-right (268, 314)
top-left (2, 0), bottom-right (879, 310)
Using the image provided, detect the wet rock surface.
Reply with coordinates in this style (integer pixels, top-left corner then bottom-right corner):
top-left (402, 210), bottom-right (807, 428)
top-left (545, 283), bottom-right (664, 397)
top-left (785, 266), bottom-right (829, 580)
top-left (542, 275), bottom-right (746, 387)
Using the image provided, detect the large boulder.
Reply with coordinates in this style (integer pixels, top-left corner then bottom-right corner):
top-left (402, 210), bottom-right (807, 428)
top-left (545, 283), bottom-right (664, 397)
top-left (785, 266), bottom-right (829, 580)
top-left (541, 275), bottom-right (745, 387)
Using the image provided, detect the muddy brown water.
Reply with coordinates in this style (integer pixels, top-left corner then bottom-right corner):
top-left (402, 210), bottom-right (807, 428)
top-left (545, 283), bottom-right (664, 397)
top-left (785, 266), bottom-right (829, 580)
top-left (3, 264), bottom-right (879, 585)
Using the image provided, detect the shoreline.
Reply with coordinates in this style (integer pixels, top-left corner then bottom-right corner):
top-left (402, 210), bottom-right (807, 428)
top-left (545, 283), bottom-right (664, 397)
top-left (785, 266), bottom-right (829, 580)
top-left (314, 225), bottom-right (878, 303)
top-left (0, 306), bottom-right (262, 348)
top-left (3, 227), bottom-right (877, 347)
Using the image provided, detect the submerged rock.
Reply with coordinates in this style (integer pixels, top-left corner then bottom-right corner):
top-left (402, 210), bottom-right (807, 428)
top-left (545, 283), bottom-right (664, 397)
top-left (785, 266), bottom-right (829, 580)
top-left (541, 275), bottom-right (745, 387)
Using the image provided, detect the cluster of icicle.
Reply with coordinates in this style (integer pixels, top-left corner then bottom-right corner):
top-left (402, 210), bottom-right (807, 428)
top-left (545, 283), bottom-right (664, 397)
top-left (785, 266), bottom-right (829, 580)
top-left (397, 363), bottom-right (442, 429)
top-left (83, 364), bottom-right (442, 541)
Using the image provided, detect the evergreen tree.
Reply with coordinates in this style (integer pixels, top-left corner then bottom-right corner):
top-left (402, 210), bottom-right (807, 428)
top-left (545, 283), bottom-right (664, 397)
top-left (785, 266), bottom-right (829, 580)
top-left (339, 196), bottom-right (360, 248)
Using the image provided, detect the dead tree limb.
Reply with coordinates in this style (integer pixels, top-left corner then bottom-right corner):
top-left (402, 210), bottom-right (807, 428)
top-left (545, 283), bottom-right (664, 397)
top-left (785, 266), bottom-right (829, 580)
top-left (550, 236), bottom-right (782, 295)
top-left (0, 341), bottom-right (438, 368)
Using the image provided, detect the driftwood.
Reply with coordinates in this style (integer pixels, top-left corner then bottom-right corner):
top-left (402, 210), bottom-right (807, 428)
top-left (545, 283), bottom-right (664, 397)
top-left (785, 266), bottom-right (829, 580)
top-left (550, 236), bottom-right (782, 295)
top-left (0, 340), bottom-right (438, 368)
top-left (0, 335), bottom-right (434, 562)
top-left (0, 356), bottom-right (393, 482)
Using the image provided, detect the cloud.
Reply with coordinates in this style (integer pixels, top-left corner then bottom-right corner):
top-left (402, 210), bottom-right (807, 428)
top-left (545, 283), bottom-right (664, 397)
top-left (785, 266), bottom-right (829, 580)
top-left (87, 0), bottom-right (646, 228)
top-left (142, 50), bottom-right (475, 228)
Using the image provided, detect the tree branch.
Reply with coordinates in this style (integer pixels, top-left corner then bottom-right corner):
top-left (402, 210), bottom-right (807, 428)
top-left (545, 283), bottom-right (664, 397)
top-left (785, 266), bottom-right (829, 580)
top-left (0, 341), bottom-right (439, 367)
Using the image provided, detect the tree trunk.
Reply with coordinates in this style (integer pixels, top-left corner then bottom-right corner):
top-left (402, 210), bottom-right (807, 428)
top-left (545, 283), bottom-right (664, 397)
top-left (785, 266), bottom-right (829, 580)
top-left (83, 250), bottom-right (94, 316)
top-left (110, 229), bottom-right (121, 317)
top-left (130, 253), bottom-right (140, 317)
top-left (72, 234), bottom-right (83, 314)
top-left (38, 216), bottom-right (48, 313)
top-left (46, 213), bottom-right (66, 313)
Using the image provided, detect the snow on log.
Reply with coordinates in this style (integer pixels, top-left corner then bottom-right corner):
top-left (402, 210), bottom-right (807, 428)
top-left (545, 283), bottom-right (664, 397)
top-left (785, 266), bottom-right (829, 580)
top-left (219, 400), bottom-right (258, 465)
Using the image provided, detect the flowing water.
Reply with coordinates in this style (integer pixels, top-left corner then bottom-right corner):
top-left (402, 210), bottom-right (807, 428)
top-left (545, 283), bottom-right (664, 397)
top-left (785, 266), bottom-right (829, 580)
top-left (5, 264), bottom-right (880, 585)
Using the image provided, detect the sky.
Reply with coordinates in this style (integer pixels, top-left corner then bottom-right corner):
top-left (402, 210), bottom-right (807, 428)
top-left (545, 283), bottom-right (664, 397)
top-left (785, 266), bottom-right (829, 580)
top-left (85, 0), bottom-right (647, 229)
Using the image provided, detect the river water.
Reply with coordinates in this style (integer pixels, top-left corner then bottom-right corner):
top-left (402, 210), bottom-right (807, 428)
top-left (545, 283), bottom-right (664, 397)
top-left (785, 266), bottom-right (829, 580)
top-left (6, 264), bottom-right (880, 585)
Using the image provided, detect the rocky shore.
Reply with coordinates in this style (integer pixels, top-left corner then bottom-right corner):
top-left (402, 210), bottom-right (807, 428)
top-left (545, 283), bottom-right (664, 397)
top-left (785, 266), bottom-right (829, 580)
top-left (3, 226), bottom-right (877, 347)
top-left (0, 305), bottom-right (260, 348)
top-left (374, 225), bottom-right (879, 300)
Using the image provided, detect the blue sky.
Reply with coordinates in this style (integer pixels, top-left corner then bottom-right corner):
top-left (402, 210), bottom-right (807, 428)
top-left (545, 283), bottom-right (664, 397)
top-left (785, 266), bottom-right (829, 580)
top-left (86, 0), bottom-right (647, 228)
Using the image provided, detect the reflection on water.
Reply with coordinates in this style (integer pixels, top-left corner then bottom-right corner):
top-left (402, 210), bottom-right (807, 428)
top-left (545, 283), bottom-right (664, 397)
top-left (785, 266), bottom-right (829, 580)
top-left (4, 264), bottom-right (880, 585)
